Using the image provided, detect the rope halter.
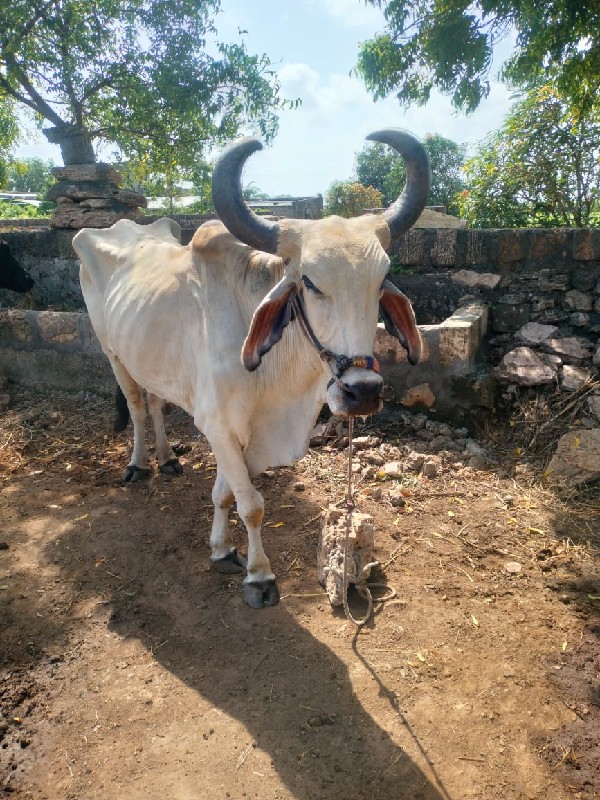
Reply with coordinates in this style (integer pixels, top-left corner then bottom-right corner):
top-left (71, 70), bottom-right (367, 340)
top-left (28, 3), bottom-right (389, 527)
top-left (292, 295), bottom-right (380, 391)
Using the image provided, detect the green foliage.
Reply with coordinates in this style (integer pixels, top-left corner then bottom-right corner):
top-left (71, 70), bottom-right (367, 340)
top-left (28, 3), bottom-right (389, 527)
top-left (324, 181), bottom-right (383, 218)
top-left (358, 1), bottom-right (600, 114)
top-left (456, 84), bottom-right (600, 228)
top-left (0, 1), bottom-right (284, 170)
top-left (0, 96), bottom-right (19, 188)
top-left (0, 200), bottom-right (47, 219)
top-left (355, 134), bottom-right (466, 213)
top-left (242, 182), bottom-right (269, 201)
top-left (6, 158), bottom-right (55, 194)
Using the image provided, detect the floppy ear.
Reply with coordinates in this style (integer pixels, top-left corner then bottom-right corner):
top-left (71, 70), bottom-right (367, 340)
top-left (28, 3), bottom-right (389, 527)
top-left (379, 280), bottom-right (422, 365)
top-left (242, 278), bottom-right (299, 371)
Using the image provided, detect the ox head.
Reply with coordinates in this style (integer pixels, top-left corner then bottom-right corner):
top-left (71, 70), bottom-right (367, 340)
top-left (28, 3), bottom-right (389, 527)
top-left (0, 240), bottom-right (34, 293)
top-left (212, 129), bottom-right (429, 417)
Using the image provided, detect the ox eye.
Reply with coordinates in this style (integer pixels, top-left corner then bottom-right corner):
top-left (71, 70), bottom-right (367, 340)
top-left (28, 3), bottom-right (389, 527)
top-left (302, 275), bottom-right (323, 295)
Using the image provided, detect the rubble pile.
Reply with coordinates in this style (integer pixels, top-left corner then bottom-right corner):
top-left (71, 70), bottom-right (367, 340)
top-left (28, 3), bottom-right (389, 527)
top-left (47, 163), bottom-right (147, 229)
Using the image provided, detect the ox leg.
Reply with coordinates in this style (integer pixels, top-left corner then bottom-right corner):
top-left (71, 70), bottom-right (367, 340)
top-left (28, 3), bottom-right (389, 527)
top-left (209, 470), bottom-right (247, 574)
top-left (147, 393), bottom-right (183, 476)
top-left (109, 360), bottom-right (151, 483)
top-left (206, 439), bottom-right (278, 608)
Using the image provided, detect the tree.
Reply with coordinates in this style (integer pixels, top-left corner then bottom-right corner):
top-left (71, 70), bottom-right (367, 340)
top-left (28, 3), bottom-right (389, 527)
top-left (0, 1), bottom-right (284, 167)
top-left (7, 157), bottom-right (55, 194)
top-left (355, 134), bottom-right (466, 212)
top-left (357, 1), bottom-right (600, 113)
top-left (0, 97), bottom-right (19, 188)
top-left (324, 181), bottom-right (383, 218)
top-left (242, 182), bottom-right (269, 201)
top-left (456, 85), bottom-right (600, 228)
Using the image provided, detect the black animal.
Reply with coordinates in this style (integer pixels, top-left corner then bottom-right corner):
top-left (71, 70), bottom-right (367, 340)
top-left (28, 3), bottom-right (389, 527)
top-left (0, 240), bottom-right (34, 293)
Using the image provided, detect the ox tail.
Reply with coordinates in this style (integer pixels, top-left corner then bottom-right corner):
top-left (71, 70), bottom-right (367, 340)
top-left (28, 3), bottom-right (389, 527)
top-left (114, 385), bottom-right (130, 432)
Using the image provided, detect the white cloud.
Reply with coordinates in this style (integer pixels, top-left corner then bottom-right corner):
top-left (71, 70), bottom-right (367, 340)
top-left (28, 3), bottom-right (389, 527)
top-left (312, 0), bottom-right (384, 29)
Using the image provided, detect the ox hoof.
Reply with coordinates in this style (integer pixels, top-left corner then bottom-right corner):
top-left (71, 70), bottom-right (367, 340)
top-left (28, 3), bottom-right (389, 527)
top-left (159, 458), bottom-right (184, 476)
top-left (211, 548), bottom-right (248, 574)
top-left (123, 465), bottom-right (151, 483)
top-left (243, 580), bottom-right (280, 609)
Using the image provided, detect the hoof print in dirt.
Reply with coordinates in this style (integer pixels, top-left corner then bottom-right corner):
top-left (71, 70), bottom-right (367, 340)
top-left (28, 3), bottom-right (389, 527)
top-left (243, 580), bottom-right (280, 608)
top-left (159, 458), bottom-right (184, 476)
top-left (211, 548), bottom-right (248, 574)
top-left (123, 465), bottom-right (152, 483)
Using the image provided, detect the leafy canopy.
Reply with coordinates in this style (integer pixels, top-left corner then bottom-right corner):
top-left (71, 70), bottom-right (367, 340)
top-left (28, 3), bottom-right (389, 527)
top-left (324, 181), bottom-right (383, 218)
top-left (357, 1), bottom-right (600, 113)
top-left (0, 0), bottom-right (285, 166)
top-left (355, 133), bottom-right (466, 212)
top-left (6, 158), bottom-right (55, 194)
top-left (456, 84), bottom-right (600, 227)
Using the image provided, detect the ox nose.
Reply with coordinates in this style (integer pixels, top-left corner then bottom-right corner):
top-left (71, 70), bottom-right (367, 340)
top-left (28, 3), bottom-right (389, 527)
top-left (339, 379), bottom-right (383, 416)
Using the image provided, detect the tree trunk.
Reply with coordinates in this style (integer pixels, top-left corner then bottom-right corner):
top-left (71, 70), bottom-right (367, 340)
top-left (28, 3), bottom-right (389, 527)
top-left (43, 124), bottom-right (96, 165)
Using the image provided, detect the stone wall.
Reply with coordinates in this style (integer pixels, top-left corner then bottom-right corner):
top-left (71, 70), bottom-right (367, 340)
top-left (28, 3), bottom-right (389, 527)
top-left (1, 224), bottom-right (599, 420)
top-left (0, 308), bottom-right (113, 394)
top-left (0, 304), bottom-right (490, 428)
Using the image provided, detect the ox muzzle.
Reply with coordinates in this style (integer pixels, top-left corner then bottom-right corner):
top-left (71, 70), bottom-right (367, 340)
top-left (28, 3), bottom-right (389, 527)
top-left (293, 297), bottom-right (383, 417)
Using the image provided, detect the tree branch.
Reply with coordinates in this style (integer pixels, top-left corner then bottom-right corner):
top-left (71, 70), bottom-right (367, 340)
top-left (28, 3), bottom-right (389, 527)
top-left (4, 54), bottom-right (65, 126)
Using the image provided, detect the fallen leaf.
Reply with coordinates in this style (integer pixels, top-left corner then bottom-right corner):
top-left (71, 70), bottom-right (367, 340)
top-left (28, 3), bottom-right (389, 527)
top-left (561, 641), bottom-right (568, 652)
top-left (471, 616), bottom-right (479, 627)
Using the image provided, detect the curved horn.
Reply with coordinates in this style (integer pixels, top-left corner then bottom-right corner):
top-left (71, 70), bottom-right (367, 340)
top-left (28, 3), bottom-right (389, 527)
top-left (211, 137), bottom-right (280, 254)
top-left (366, 129), bottom-right (431, 241)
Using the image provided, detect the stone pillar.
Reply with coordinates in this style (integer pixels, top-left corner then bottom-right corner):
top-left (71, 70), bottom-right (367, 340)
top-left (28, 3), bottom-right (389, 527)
top-left (46, 163), bottom-right (147, 229)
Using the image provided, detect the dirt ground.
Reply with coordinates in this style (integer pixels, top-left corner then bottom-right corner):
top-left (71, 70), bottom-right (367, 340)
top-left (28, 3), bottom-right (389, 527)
top-left (1, 386), bottom-right (599, 800)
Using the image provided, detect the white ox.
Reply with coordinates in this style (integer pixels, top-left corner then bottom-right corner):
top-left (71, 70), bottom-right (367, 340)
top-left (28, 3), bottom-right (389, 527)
top-left (73, 128), bottom-right (429, 608)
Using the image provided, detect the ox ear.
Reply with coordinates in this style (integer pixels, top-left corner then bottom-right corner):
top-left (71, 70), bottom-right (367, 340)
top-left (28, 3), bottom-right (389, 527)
top-left (379, 280), bottom-right (422, 365)
top-left (242, 278), bottom-right (298, 371)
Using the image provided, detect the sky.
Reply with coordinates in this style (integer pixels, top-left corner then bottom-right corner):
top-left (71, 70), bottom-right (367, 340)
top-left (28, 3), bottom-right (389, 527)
top-left (15, 0), bottom-right (517, 198)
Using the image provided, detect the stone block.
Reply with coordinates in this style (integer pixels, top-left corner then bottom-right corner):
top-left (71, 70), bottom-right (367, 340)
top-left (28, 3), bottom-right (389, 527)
top-left (563, 289), bottom-right (593, 311)
top-left (560, 365), bottom-right (591, 392)
top-left (570, 263), bottom-right (600, 291)
top-left (495, 347), bottom-right (557, 386)
top-left (569, 312), bottom-right (590, 328)
top-left (548, 429), bottom-right (600, 485)
top-left (496, 230), bottom-right (525, 266)
top-left (572, 229), bottom-right (600, 261)
top-left (451, 270), bottom-right (501, 290)
top-left (400, 383), bottom-right (435, 408)
top-left (0, 309), bottom-right (34, 342)
top-left (515, 322), bottom-right (558, 346)
top-left (431, 230), bottom-right (457, 267)
top-left (37, 311), bottom-right (80, 344)
top-left (51, 162), bottom-right (123, 184)
top-left (491, 302), bottom-right (530, 333)
top-left (541, 337), bottom-right (595, 365)
top-left (530, 229), bottom-right (568, 261)
top-left (392, 230), bottom-right (425, 266)
top-left (51, 205), bottom-right (138, 229)
top-left (439, 304), bottom-right (489, 365)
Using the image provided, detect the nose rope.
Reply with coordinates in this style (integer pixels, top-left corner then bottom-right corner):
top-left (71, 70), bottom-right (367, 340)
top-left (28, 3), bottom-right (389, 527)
top-left (292, 296), bottom-right (380, 389)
